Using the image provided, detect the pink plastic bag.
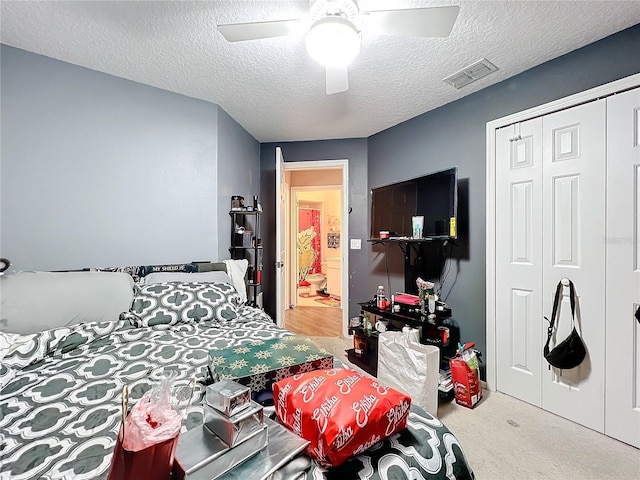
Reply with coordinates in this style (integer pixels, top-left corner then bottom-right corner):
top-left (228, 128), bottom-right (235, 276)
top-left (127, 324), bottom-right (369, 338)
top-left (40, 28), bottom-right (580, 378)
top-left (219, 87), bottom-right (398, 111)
top-left (122, 391), bottom-right (183, 451)
top-left (107, 374), bottom-right (194, 480)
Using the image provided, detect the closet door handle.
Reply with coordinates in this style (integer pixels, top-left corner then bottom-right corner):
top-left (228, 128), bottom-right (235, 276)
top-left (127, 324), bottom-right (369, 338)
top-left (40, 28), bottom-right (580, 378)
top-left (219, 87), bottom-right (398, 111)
top-left (635, 305), bottom-right (640, 324)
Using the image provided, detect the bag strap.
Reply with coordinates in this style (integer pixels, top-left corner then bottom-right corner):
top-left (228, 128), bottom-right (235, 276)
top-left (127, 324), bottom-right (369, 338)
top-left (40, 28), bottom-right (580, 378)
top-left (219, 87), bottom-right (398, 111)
top-left (119, 384), bottom-right (129, 441)
top-left (567, 280), bottom-right (578, 331)
top-left (544, 279), bottom-right (578, 356)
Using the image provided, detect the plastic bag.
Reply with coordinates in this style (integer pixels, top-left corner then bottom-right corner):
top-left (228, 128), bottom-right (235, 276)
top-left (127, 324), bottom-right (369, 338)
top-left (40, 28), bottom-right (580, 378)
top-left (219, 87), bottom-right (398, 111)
top-left (122, 376), bottom-right (184, 451)
top-left (377, 327), bottom-right (440, 415)
top-left (449, 342), bottom-right (482, 409)
top-left (107, 373), bottom-right (194, 480)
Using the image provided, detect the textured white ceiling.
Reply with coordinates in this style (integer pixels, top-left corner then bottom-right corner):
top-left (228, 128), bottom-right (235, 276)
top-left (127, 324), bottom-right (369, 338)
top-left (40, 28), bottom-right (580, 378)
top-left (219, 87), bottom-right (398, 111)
top-left (1, 1), bottom-right (639, 142)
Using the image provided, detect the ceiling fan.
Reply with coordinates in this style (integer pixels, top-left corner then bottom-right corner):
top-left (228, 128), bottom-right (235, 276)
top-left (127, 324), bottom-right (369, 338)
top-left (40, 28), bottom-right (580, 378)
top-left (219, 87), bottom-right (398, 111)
top-left (216, 0), bottom-right (459, 95)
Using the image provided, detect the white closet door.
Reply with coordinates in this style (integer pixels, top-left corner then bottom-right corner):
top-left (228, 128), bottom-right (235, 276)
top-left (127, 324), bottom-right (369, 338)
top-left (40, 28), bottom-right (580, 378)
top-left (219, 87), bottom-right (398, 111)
top-left (495, 119), bottom-right (544, 406)
top-left (541, 100), bottom-right (606, 432)
top-left (605, 87), bottom-right (640, 448)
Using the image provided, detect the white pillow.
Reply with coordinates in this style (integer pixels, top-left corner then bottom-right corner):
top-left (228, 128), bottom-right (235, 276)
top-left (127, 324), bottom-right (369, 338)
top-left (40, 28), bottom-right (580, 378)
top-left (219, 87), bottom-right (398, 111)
top-left (223, 259), bottom-right (249, 303)
top-left (140, 271), bottom-right (232, 285)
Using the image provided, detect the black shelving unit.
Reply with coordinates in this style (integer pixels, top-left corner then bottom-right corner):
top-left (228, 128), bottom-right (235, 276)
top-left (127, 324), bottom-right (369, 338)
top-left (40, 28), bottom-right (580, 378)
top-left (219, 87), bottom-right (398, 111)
top-left (347, 302), bottom-right (459, 377)
top-left (346, 327), bottom-right (379, 377)
top-left (229, 210), bottom-right (262, 308)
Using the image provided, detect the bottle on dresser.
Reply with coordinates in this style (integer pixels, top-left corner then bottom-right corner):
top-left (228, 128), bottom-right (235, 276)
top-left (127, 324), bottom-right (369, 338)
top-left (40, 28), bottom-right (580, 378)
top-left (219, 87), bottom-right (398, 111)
top-left (376, 285), bottom-right (386, 309)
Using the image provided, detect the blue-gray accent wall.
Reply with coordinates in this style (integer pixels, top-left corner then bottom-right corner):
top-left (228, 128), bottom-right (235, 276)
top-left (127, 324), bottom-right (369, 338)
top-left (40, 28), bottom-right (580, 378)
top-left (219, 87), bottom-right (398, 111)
top-left (367, 24), bottom-right (640, 359)
top-left (0, 45), bottom-right (258, 272)
top-left (217, 108), bottom-right (261, 261)
top-left (2, 23), bottom-right (639, 356)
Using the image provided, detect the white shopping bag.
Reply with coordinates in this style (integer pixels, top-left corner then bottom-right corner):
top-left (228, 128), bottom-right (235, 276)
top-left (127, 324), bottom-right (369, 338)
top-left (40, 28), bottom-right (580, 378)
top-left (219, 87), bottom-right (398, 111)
top-left (377, 327), bottom-right (440, 415)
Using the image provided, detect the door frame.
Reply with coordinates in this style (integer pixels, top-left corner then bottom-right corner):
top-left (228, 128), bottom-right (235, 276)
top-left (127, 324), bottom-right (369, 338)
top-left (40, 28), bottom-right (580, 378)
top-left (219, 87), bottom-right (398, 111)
top-left (280, 159), bottom-right (350, 337)
top-left (291, 186), bottom-right (339, 307)
top-left (485, 73), bottom-right (640, 391)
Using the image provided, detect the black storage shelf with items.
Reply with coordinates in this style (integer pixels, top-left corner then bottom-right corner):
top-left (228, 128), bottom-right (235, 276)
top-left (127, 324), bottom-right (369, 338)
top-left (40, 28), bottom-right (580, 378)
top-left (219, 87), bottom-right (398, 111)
top-left (229, 207), bottom-right (263, 308)
top-left (347, 302), bottom-right (459, 402)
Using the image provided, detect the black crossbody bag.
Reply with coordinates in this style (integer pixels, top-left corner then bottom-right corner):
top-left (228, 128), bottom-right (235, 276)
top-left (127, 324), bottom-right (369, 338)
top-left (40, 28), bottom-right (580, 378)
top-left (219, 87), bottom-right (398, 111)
top-left (543, 279), bottom-right (587, 370)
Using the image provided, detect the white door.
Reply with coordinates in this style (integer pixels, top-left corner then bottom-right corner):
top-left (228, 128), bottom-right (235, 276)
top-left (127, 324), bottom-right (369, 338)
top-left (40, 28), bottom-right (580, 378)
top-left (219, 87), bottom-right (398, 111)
top-left (275, 147), bottom-right (286, 327)
top-left (495, 100), bottom-right (607, 432)
top-left (541, 100), bottom-right (606, 432)
top-left (605, 87), bottom-right (640, 447)
top-left (495, 118), bottom-right (544, 407)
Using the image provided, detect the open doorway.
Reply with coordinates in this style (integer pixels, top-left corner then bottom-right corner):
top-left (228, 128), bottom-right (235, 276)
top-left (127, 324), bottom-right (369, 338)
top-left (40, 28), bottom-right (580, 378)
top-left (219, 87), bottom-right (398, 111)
top-left (281, 161), bottom-right (348, 338)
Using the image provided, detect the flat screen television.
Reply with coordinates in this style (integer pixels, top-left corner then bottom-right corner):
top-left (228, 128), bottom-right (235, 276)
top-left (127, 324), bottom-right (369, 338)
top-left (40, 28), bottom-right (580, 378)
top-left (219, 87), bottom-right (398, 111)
top-left (371, 167), bottom-right (458, 240)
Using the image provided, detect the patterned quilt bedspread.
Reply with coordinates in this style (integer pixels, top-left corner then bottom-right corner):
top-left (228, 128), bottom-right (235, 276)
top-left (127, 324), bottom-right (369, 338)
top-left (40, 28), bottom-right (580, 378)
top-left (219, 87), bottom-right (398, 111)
top-left (0, 307), bottom-right (474, 480)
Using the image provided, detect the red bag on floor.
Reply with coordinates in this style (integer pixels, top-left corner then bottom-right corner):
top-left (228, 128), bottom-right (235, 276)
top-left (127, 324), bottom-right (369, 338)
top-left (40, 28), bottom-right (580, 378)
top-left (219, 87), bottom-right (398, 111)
top-left (449, 343), bottom-right (482, 409)
top-left (273, 368), bottom-right (411, 467)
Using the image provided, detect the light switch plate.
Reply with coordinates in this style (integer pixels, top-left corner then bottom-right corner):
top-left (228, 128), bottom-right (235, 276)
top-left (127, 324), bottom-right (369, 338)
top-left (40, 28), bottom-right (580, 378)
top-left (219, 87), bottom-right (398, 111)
top-left (350, 239), bottom-right (361, 250)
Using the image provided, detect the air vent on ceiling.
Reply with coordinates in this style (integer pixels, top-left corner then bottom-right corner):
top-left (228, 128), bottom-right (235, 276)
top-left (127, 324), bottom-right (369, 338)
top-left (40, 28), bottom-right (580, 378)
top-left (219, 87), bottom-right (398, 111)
top-left (443, 58), bottom-right (498, 89)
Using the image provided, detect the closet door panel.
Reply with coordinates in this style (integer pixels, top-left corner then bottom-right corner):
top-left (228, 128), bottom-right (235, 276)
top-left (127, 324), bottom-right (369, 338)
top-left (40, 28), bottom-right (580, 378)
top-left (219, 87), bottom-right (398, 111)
top-left (495, 119), bottom-right (543, 406)
top-left (605, 87), bottom-right (640, 448)
top-left (541, 100), bottom-right (606, 432)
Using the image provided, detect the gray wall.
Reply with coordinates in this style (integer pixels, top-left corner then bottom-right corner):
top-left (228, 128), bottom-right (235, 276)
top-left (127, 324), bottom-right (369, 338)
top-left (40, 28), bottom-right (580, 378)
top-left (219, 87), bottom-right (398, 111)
top-left (217, 108), bottom-right (261, 260)
top-left (368, 24), bottom-right (640, 360)
top-left (3, 23), bottom-right (638, 348)
top-left (0, 45), bottom-right (256, 272)
top-left (260, 139), bottom-right (368, 320)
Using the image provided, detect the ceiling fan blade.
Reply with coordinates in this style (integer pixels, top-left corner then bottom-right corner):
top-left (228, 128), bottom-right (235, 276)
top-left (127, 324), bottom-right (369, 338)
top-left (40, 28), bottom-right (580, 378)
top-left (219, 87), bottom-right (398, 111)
top-left (217, 19), bottom-right (300, 42)
top-left (362, 5), bottom-right (459, 38)
top-left (326, 65), bottom-right (349, 95)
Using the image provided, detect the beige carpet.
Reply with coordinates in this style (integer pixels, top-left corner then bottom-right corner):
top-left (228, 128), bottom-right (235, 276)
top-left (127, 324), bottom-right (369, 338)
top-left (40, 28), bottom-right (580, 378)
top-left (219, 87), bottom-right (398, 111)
top-left (308, 335), bottom-right (640, 480)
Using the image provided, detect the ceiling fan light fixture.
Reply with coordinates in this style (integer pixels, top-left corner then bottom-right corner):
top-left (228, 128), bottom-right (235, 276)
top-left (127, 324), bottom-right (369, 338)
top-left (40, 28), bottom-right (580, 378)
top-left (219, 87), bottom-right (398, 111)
top-left (305, 16), bottom-right (361, 67)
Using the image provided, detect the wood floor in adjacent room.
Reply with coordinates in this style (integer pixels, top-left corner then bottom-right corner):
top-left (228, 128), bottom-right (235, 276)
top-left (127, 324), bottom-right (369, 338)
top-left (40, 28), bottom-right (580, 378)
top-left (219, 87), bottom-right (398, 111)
top-left (284, 305), bottom-right (342, 337)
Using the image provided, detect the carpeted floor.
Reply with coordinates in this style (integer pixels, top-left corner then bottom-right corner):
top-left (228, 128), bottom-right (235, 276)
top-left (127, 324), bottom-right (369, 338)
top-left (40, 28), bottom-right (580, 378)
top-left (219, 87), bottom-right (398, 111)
top-left (308, 335), bottom-right (640, 480)
top-left (307, 335), bottom-right (362, 373)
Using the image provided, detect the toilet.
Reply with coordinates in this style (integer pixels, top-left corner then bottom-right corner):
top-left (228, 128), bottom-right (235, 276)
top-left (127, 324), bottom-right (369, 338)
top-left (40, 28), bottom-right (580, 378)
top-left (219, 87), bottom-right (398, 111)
top-left (305, 273), bottom-right (327, 293)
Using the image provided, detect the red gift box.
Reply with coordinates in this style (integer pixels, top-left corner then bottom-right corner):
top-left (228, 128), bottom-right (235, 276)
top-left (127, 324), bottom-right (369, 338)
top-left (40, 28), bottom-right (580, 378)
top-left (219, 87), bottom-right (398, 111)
top-left (273, 368), bottom-right (411, 467)
top-left (394, 293), bottom-right (420, 306)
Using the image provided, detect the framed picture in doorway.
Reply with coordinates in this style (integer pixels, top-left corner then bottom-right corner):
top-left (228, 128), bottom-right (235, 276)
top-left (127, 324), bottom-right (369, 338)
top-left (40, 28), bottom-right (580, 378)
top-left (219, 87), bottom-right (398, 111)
top-left (328, 232), bottom-right (340, 248)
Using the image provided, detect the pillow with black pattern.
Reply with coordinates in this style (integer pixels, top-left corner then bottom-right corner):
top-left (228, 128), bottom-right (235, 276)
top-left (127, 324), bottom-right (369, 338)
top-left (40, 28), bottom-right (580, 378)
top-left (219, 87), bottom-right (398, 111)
top-left (122, 281), bottom-right (241, 328)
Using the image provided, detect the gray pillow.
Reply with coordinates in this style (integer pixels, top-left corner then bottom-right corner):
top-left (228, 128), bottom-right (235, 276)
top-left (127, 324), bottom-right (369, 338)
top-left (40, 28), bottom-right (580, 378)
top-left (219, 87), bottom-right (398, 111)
top-left (0, 271), bottom-right (134, 334)
top-left (194, 262), bottom-right (227, 273)
top-left (139, 271), bottom-right (232, 286)
top-left (123, 281), bottom-right (241, 327)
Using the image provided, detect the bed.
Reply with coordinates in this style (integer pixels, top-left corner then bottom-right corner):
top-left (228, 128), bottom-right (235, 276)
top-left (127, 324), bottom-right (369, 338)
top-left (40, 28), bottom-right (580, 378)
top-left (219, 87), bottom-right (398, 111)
top-left (0, 265), bottom-right (474, 480)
